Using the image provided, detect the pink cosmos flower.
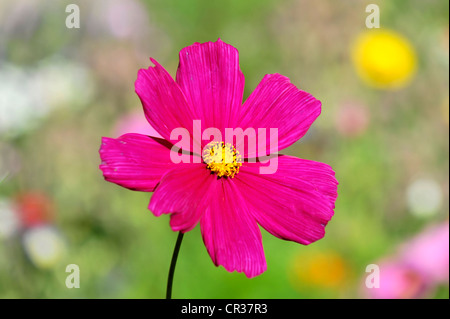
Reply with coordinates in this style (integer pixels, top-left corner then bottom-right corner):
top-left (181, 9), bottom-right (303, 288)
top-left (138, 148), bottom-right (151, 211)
top-left (99, 39), bottom-right (338, 278)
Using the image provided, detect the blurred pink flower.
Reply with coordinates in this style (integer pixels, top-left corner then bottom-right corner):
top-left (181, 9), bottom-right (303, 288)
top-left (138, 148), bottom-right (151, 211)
top-left (99, 39), bottom-right (338, 277)
top-left (364, 222), bottom-right (449, 299)
top-left (114, 111), bottom-right (162, 138)
top-left (334, 101), bottom-right (370, 138)
top-left (366, 260), bottom-right (429, 299)
top-left (87, 0), bottom-right (150, 41)
top-left (400, 222), bottom-right (449, 284)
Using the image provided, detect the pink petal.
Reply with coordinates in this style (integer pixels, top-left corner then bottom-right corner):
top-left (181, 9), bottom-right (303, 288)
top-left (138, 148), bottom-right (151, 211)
top-left (235, 155), bottom-right (337, 245)
top-left (99, 133), bottom-right (176, 192)
top-left (148, 163), bottom-right (215, 232)
top-left (135, 58), bottom-right (197, 149)
top-left (238, 74), bottom-right (321, 157)
top-left (176, 39), bottom-right (245, 136)
top-left (200, 179), bottom-right (267, 278)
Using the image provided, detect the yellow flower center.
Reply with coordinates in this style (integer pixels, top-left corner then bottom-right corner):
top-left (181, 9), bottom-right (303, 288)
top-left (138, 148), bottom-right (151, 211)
top-left (202, 141), bottom-right (242, 178)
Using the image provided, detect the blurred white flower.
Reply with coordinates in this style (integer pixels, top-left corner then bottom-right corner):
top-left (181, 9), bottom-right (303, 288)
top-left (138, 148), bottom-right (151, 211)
top-left (22, 225), bottom-right (65, 269)
top-left (406, 178), bottom-right (443, 217)
top-left (31, 57), bottom-right (95, 110)
top-left (0, 198), bottom-right (20, 239)
top-left (0, 58), bottom-right (94, 137)
top-left (0, 64), bottom-right (41, 136)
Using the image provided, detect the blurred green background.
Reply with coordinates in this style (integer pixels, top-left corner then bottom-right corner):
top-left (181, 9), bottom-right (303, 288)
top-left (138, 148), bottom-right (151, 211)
top-left (0, 0), bottom-right (448, 299)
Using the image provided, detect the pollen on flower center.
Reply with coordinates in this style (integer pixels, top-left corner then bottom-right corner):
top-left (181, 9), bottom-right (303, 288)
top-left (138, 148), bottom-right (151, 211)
top-left (202, 141), bottom-right (242, 178)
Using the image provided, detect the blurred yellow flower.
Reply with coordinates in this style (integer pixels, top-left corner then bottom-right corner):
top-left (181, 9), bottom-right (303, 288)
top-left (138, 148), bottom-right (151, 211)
top-left (351, 30), bottom-right (417, 89)
top-left (289, 250), bottom-right (348, 290)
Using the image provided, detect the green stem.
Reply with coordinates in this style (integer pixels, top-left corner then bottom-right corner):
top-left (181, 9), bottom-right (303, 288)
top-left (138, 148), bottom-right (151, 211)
top-left (166, 232), bottom-right (184, 299)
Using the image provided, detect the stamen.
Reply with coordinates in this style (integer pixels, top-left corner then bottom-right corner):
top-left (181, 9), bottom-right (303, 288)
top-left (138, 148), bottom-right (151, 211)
top-left (202, 141), bottom-right (242, 178)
